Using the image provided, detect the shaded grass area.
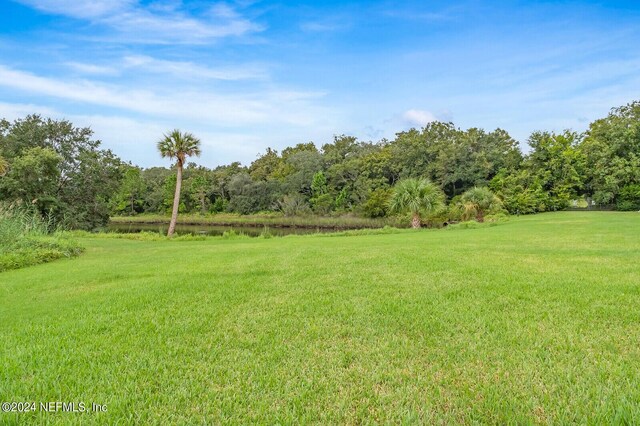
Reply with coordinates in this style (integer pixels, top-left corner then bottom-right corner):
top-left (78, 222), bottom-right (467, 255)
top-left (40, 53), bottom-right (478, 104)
top-left (110, 212), bottom-right (406, 229)
top-left (1, 212), bottom-right (640, 423)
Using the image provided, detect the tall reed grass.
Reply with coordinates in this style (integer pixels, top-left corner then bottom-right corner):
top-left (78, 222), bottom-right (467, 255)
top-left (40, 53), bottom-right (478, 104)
top-left (0, 204), bottom-right (83, 272)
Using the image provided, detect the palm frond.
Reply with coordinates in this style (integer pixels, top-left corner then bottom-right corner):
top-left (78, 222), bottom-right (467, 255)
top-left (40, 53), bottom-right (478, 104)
top-left (389, 178), bottom-right (445, 215)
top-left (157, 129), bottom-right (202, 164)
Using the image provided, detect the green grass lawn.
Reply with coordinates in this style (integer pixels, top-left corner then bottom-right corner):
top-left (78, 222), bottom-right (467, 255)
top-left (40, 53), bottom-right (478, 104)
top-left (1, 212), bottom-right (640, 424)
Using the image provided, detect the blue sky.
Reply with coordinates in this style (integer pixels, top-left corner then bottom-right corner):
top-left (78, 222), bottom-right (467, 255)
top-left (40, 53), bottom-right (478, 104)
top-left (1, 0), bottom-right (639, 167)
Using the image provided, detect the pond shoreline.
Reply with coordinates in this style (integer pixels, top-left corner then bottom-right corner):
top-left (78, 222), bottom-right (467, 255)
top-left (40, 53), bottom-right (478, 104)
top-left (109, 215), bottom-right (401, 230)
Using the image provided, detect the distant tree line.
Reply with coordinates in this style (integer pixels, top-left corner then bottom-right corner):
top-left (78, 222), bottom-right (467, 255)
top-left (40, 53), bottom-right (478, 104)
top-left (0, 101), bottom-right (638, 230)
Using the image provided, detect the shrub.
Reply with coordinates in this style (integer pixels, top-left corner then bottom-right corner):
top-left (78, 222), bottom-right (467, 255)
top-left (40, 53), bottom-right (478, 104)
top-left (311, 193), bottom-right (334, 215)
top-left (362, 188), bottom-right (392, 218)
top-left (259, 226), bottom-right (274, 239)
top-left (0, 204), bottom-right (83, 272)
top-left (484, 212), bottom-right (510, 223)
top-left (277, 194), bottom-right (311, 217)
top-left (221, 229), bottom-right (249, 240)
top-left (447, 221), bottom-right (482, 230)
top-left (459, 187), bottom-right (506, 222)
top-left (616, 185), bottom-right (640, 211)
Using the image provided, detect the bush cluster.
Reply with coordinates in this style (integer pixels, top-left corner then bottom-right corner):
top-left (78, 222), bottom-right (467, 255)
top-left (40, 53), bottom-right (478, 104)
top-left (0, 205), bottom-right (84, 272)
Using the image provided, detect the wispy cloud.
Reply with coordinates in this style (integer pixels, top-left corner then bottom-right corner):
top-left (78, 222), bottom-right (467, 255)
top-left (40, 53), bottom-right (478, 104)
top-left (299, 20), bottom-right (350, 33)
top-left (122, 55), bottom-right (268, 81)
top-left (402, 109), bottom-right (437, 127)
top-left (0, 101), bottom-right (59, 120)
top-left (15, 0), bottom-right (263, 44)
top-left (65, 62), bottom-right (119, 75)
top-left (16, 0), bottom-right (132, 19)
top-left (0, 65), bottom-right (328, 126)
top-left (62, 55), bottom-right (268, 81)
top-left (380, 4), bottom-right (460, 22)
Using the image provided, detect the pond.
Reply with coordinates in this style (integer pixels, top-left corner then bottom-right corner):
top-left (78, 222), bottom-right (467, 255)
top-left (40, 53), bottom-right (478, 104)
top-left (107, 222), bottom-right (334, 237)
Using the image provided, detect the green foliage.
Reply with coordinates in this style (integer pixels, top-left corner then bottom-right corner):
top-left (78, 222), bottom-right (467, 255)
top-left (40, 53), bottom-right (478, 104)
top-left (0, 147), bottom-right (61, 213)
top-left (334, 187), bottom-right (349, 211)
top-left (389, 178), bottom-right (445, 216)
top-left (0, 115), bottom-right (124, 229)
top-left (490, 169), bottom-right (550, 214)
top-left (227, 173), bottom-right (280, 214)
top-left (0, 204), bottom-right (83, 272)
top-left (362, 188), bottom-right (391, 218)
top-left (0, 155), bottom-right (8, 176)
top-left (390, 123), bottom-right (522, 197)
top-left (249, 147), bottom-right (282, 181)
top-left (0, 236), bottom-right (84, 272)
top-left (3, 99), bottom-right (640, 224)
top-left (309, 171), bottom-right (333, 214)
top-left (489, 131), bottom-right (583, 214)
top-left (311, 171), bottom-right (328, 196)
top-left (526, 130), bottom-right (583, 210)
top-left (389, 178), bottom-right (445, 228)
top-left (221, 229), bottom-right (249, 239)
top-left (311, 193), bottom-right (334, 214)
top-left (111, 212), bottom-right (404, 230)
top-left (110, 166), bottom-right (146, 215)
top-left (277, 194), bottom-right (311, 216)
top-left (283, 149), bottom-right (323, 196)
top-left (580, 101), bottom-right (640, 206)
top-left (259, 226), bottom-right (274, 239)
top-left (189, 174), bottom-right (211, 214)
top-left (157, 129), bottom-right (202, 166)
top-left (210, 197), bottom-right (227, 213)
top-left (484, 212), bottom-right (510, 223)
top-left (616, 184), bottom-right (640, 211)
top-left (459, 187), bottom-right (504, 222)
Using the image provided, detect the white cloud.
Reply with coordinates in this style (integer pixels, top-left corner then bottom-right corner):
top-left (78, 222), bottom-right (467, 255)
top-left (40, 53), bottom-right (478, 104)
top-left (16, 0), bottom-right (132, 19)
top-left (122, 55), bottom-right (267, 81)
top-left (65, 62), bottom-right (119, 75)
top-left (0, 64), bottom-right (330, 127)
top-left (16, 0), bottom-right (262, 44)
top-left (0, 102), bottom-right (343, 168)
top-left (402, 109), bottom-right (437, 127)
top-left (0, 101), bottom-right (59, 120)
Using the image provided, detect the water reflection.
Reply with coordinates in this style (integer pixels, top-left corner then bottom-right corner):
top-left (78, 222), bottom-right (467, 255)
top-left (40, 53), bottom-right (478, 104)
top-left (107, 222), bottom-right (330, 237)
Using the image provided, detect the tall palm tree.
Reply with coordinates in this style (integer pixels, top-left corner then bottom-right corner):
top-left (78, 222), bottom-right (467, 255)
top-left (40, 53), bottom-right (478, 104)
top-left (0, 155), bottom-right (8, 176)
top-left (389, 178), bottom-right (444, 228)
top-left (460, 187), bottom-right (501, 222)
top-left (157, 130), bottom-right (201, 237)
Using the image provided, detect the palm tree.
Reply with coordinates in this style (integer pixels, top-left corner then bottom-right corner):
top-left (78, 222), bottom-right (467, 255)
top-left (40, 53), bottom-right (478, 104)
top-left (389, 178), bottom-right (445, 228)
top-left (460, 187), bottom-right (501, 222)
top-left (0, 155), bottom-right (8, 176)
top-left (157, 130), bottom-right (201, 237)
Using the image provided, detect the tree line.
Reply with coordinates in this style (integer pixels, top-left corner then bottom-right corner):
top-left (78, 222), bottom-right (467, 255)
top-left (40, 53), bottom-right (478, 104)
top-left (0, 101), bottom-right (638, 230)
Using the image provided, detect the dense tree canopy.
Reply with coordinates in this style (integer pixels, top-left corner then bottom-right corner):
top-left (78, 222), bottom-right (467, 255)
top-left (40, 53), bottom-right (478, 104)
top-left (0, 115), bottom-right (124, 229)
top-left (579, 101), bottom-right (640, 209)
top-left (1, 100), bottom-right (638, 229)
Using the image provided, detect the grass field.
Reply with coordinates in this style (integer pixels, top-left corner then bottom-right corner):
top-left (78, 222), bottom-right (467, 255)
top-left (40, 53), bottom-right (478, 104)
top-left (1, 212), bottom-right (640, 424)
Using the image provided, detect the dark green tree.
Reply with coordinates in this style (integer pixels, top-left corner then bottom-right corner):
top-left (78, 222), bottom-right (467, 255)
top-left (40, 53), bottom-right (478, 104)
top-left (580, 101), bottom-right (640, 206)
